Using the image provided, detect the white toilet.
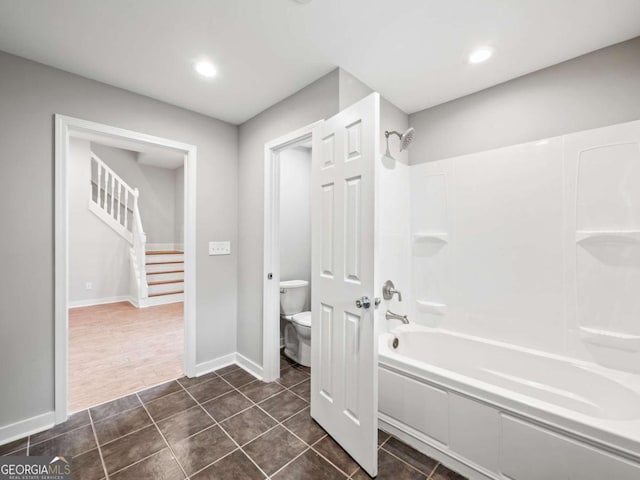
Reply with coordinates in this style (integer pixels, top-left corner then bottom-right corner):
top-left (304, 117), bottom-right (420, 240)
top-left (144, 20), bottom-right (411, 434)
top-left (280, 280), bottom-right (311, 367)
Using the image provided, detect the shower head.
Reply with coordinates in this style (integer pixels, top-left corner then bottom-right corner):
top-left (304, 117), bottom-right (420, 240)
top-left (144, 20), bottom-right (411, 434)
top-left (399, 127), bottom-right (415, 151)
top-left (384, 127), bottom-right (416, 154)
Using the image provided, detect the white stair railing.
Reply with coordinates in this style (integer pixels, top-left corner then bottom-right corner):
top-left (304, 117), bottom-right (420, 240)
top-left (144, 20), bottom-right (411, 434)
top-left (89, 152), bottom-right (148, 305)
top-left (130, 188), bottom-right (149, 304)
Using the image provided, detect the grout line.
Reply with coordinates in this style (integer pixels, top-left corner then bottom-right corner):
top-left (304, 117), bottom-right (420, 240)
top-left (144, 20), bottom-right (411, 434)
top-left (183, 382), bottom-right (245, 406)
top-left (218, 374), bottom-right (320, 478)
top-left (270, 366), bottom-right (428, 480)
top-left (87, 404), bottom-right (142, 427)
top-left (304, 432), bottom-right (363, 478)
top-left (255, 386), bottom-right (304, 407)
top-left (215, 365), bottom-right (243, 377)
top-left (75, 362), bottom-right (446, 480)
top-left (309, 444), bottom-right (360, 478)
top-left (134, 392), bottom-right (191, 480)
top-left (231, 380), bottom-right (343, 479)
top-left (73, 375), bottom-right (184, 416)
top-left (280, 383), bottom-right (310, 404)
top-left (380, 444), bottom-right (435, 478)
top-left (177, 370), bottom-right (222, 388)
top-left (88, 409), bottom-right (110, 480)
top-left (97, 422), bottom-right (155, 448)
top-left (28, 420), bottom-right (94, 448)
top-left (92, 398), bottom-right (191, 448)
top-left (240, 388), bottom-right (286, 405)
top-left (241, 426), bottom-right (280, 452)
top-left (268, 446), bottom-right (311, 478)
top-left (186, 447), bottom-right (242, 478)
top-left (29, 428), bottom-right (97, 459)
top-left (177, 376), bottom-right (271, 479)
top-left (426, 461), bottom-right (440, 480)
top-left (213, 402), bottom-right (257, 424)
top-left (103, 445), bottom-right (175, 478)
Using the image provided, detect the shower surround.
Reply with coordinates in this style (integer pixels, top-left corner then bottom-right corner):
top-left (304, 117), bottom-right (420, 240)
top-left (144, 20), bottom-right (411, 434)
top-left (377, 119), bottom-right (640, 479)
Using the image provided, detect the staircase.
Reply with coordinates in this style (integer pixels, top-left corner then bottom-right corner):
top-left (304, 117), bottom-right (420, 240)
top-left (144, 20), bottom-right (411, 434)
top-left (145, 250), bottom-right (185, 305)
top-left (89, 151), bottom-right (184, 307)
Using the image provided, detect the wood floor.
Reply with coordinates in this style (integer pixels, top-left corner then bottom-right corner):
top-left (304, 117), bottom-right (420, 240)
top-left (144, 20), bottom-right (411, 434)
top-left (69, 301), bottom-right (183, 413)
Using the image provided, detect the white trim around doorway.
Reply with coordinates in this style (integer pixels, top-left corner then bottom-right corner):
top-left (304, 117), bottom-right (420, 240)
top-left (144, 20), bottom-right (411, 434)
top-left (262, 120), bottom-right (323, 382)
top-left (54, 114), bottom-right (197, 424)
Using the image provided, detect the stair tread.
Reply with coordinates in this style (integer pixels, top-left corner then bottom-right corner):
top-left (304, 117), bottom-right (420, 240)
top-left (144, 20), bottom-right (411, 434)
top-left (149, 290), bottom-right (184, 297)
top-left (148, 279), bottom-right (184, 286)
top-left (146, 261), bottom-right (185, 265)
top-left (147, 269), bottom-right (184, 275)
top-left (146, 250), bottom-right (184, 255)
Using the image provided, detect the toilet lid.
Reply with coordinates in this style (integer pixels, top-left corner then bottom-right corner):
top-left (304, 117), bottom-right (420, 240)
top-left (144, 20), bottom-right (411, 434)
top-left (291, 311), bottom-right (311, 328)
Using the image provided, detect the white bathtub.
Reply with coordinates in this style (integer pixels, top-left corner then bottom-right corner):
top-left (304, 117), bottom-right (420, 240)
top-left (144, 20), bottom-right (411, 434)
top-left (378, 325), bottom-right (640, 480)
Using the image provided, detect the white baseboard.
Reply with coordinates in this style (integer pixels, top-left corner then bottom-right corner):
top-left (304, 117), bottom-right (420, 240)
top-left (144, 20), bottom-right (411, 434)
top-left (193, 352), bottom-right (264, 383)
top-left (138, 294), bottom-right (184, 308)
top-left (0, 411), bottom-right (55, 447)
top-left (194, 353), bottom-right (237, 377)
top-left (68, 296), bottom-right (134, 308)
top-left (235, 353), bottom-right (264, 381)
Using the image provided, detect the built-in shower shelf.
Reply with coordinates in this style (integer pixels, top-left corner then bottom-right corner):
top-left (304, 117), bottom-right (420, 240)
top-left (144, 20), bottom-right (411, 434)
top-left (575, 230), bottom-right (640, 244)
top-left (416, 300), bottom-right (447, 315)
top-left (413, 232), bottom-right (449, 243)
top-left (579, 326), bottom-right (640, 352)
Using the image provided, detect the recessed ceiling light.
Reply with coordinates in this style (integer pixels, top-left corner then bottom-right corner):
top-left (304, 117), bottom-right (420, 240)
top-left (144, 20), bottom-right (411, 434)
top-left (195, 60), bottom-right (217, 77)
top-left (468, 47), bottom-right (494, 64)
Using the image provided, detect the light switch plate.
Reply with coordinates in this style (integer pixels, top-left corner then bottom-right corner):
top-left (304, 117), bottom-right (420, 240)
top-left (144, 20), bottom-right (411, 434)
top-left (209, 241), bottom-right (231, 256)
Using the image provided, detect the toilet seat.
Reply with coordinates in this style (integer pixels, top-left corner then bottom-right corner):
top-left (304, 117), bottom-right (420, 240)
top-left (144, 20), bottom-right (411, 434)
top-left (291, 311), bottom-right (311, 328)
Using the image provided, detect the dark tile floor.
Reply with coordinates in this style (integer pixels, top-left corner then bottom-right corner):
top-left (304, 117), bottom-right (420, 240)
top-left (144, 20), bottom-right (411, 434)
top-left (1, 354), bottom-right (466, 479)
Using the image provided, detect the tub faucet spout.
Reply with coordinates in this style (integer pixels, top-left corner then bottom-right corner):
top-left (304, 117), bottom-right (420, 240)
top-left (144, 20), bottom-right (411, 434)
top-left (386, 310), bottom-right (409, 324)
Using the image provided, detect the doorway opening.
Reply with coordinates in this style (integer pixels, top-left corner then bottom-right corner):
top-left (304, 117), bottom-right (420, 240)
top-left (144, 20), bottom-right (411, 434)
top-left (55, 115), bottom-right (197, 423)
top-left (263, 121), bottom-right (322, 382)
top-left (263, 94), bottom-right (381, 476)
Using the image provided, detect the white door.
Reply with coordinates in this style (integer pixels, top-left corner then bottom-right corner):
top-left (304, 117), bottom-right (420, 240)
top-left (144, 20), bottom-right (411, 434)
top-left (310, 93), bottom-right (379, 477)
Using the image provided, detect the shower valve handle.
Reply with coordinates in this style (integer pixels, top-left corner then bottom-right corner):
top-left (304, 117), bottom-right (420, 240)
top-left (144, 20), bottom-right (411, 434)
top-left (382, 280), bottom-right (402, 302)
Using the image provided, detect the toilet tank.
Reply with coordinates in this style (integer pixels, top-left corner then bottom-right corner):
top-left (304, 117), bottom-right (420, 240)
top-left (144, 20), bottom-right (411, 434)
top-left (280, 280), bottom-right (309, 315)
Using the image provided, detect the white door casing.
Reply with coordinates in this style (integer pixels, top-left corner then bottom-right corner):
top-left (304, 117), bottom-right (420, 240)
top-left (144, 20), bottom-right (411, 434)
top-left (54, 114), bottom-right (197, 425)
top-left (310, 93), bottom-right (380, 476)
top-left (263, 121), bottom-right (324, 383)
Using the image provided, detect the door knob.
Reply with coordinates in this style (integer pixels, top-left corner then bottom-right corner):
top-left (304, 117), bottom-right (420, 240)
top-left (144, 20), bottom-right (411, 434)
top-left (355, 296), bottom-right (371, 309)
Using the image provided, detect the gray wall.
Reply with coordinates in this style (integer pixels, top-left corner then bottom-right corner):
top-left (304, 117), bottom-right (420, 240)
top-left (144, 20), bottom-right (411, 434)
top-left (69, 138), bottom-right (131, 304)
top-left (279, 147), bottom-right (312, 343)
top-left (337, 68), bottom-right (410, 165)
top-left (279, 147), bottom-right (311, 285)
top-left (409, 37), bottom-right (640, 164)
top-left (91, 143), bottom-right (180, 245)
top-left (0, 50), bottom-right (238, 429)
top-left (237, 69), bottom-right (339, 366)
top-left (339, 68), bottom-right (374, 110)
top-left (236, 67), bottom-right (411, 368)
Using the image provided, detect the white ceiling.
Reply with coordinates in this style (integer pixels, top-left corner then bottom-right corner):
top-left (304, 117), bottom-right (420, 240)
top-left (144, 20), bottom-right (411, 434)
top-left (0, 0), bottom-right (639, 124)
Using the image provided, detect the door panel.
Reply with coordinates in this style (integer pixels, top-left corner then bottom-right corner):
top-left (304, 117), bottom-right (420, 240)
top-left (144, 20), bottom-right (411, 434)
top-left (311, 93), bottom-right (379, 477)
